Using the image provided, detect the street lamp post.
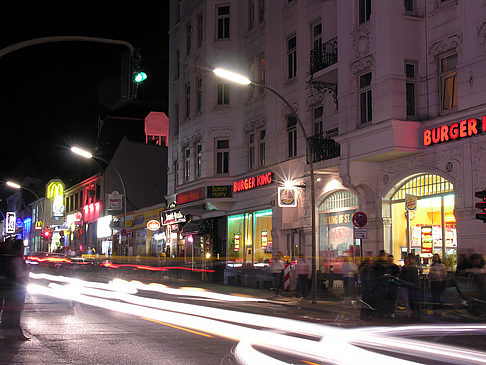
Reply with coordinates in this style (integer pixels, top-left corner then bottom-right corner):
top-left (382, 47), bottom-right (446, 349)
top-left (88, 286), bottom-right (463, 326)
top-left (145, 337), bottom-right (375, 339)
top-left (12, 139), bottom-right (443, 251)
top-left (213, 68), bottom-right (319, 303)
top-left (71, 147), bottom-right (127, 256)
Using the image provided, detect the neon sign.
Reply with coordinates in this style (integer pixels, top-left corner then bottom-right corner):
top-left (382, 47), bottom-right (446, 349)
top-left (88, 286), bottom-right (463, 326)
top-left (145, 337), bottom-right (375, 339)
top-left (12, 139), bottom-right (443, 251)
top-left (233, 172), bottom-right (272, 193)
top-left (424, 115), bottom-right (486, 146)
top-left (46, 180), bottom-right (64, 199)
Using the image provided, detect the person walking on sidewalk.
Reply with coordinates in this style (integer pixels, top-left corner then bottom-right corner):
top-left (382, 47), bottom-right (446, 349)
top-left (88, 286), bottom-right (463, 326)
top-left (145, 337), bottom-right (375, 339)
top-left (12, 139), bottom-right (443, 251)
top-left (342, 256), bottom-right (358, 304)
top-left (429, 253), bottom-right (447, 311)
top-left (0, 238), bottom-right (30, 341)
top-left (399, 253), bottom-right (420, 320)
top-left (270, 253), bottom-right (285, 295)
top-left (296, 255), bottom-right (311, 299)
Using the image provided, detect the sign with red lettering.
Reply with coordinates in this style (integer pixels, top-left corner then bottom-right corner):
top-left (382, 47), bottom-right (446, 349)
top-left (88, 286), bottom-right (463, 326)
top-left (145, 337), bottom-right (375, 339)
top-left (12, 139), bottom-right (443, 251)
top-left (233, 172), bottom-right (272, 193)
top-left (424, 115), bottom-right (486, 146)
top-left (176, 187), bottom-right (204, 205)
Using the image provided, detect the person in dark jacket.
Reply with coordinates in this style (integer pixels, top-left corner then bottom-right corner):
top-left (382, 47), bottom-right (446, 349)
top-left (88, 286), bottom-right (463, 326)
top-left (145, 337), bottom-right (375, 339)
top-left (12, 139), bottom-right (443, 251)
top-left (384, 254), bottom-right (400, 317)
top-left (0, 238), bottom-right (30, 340)
top-left (399, 253), bottom-right (420, 320)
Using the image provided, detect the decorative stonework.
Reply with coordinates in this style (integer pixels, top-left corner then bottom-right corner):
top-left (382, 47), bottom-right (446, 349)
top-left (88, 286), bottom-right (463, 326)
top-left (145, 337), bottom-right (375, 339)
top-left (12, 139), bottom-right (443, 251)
top-left (429, 33), bottom-right (463, 58)
top-left (349, 55), bottom-right (374, 84)
top-left (352, 26), bottom-right (371, 59)
top-left (472, 142), bottom-right (486, 189)
top-left (190, 132), bottom-right (202, 145)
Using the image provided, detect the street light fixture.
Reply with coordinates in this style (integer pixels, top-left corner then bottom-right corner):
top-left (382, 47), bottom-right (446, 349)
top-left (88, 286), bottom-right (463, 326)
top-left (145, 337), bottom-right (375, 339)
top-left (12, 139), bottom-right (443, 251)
top-left (71, 146), bottom-right (127, 255)
top-left (213, 67), bottom-right (319, 304)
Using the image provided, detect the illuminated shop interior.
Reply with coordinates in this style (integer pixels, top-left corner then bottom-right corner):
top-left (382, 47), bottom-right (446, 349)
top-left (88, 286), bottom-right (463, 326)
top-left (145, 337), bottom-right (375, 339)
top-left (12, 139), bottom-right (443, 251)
top-left (391, 174), bottom-right (456, 266)
top-left (227, 209), bottom-right (272, 267)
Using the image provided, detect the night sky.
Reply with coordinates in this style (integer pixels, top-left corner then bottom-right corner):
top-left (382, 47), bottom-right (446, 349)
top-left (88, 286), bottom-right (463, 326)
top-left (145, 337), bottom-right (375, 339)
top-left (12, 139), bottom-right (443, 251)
top-left (0, 5), bottom-right (170, 197)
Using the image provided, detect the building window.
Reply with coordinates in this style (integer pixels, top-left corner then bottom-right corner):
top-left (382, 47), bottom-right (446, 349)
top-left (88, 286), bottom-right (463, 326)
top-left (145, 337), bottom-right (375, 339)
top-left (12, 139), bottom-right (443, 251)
top-left (287, 35), bottom-right (297, 79)
top-left (196, 143), bottom-right (202, 178)
top-left (405, 62), bottom-right (416, 117)
top-left (248, 132), bottom-right (255, 170)
top-left (258, 0), bottom-right (265, 23)
top-left (248, 0), bottom-right (255, 31)
top-left (216, 139), bottom-right (229, 174)
top-left (173, 160), bottom-right (179, 188)
top-left (185, 84), bottom-right (191, 118)
top-left (197, 77), bottom-right (203, 112)
top-left (312, 23), bottom-right (322, 51)
top-left (186, 23), bottom-right (192, 56)
top-left (184, 148), bottom-right (190, 182)
top-left (217, 83), bottom-right (229, 105)
top-left (359, 72), bottom-right (372, 124)
top-left (197, 13), bottom-right (203, 48)
top-left (258, 55), bottom-right (265, 94)
top-left (217, 5), bottom-right (230, 40)
top-left (248, 59), bottom-right (256, 98)
top-left (175, 49), bottom-right (180, 80)
top-left (404, 0), bottom-right (413, 12)
top-left (440, 53), bottom-right (458, 112)
top-left (259, 129), bottom-right (265, 167)
top-left (174, 103), bottom-right (179, 137)
top-left (313, 105), bottom-right (323, 135)
top-left (359, 0), bottom-right (371, 24)
top-left (287, 114), bottom-right (297, 158)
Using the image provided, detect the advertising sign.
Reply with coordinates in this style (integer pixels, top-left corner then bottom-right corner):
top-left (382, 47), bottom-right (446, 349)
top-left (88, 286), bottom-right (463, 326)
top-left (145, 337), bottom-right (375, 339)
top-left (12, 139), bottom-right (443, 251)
top-left (405, 194), bottom-right (417, 211)
top-left (207, 185), bottom-right (232, 198)
top-left (161, 209), bottom-right (186, 225)
top-left (107, 191), bottom-right (123, 210)
top-left (176, 187), bottom-right (204, 205)
top-left (233, 171), bottom-right (272, 193)
top-left (97, 215), bottom-right (113, 239)
top-left (6, 212), bottom-right (16, 234)
top-left (424, 115), bottom-right (486, 146)
top-left (278, 187), bottom-right (297, 207)
top-left (147, 219), bottom-right (161, 231)
top-left (421, 226), bottom-right (433, 253)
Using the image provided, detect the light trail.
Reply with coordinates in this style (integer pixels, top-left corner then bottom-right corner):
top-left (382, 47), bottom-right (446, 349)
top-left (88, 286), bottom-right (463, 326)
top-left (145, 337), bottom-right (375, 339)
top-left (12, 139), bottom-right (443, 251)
top-left (27, 274), bottom-right (486, 365)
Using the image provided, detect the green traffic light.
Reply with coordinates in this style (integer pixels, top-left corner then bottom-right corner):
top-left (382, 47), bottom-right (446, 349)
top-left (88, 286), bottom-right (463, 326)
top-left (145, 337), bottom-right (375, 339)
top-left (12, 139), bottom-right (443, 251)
top-left (133, 71), bottom-right (148, 83)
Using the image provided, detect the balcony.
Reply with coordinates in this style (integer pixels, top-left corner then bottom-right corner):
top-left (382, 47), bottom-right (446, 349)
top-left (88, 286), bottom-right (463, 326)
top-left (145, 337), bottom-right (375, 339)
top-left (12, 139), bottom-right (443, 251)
top-left (308, 132), bottom-right (340, 163)
top-left (310, 37), bottom-right (337, 74)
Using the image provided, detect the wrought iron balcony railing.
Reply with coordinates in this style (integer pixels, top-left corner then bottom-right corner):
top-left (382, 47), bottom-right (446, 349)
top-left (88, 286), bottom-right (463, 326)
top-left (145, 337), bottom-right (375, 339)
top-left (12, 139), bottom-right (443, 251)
top-left (310, 37), bottom-right (338, 74)
top-left (308, 132), bottom-right (340, 163)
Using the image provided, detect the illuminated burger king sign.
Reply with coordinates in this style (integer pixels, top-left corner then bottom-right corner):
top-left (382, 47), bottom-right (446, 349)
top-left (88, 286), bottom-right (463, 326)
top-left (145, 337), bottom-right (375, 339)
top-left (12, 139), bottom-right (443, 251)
top-left (424, 115), bottom-right (486, 146)
top-left (233, 171), bottom-right (272, 193)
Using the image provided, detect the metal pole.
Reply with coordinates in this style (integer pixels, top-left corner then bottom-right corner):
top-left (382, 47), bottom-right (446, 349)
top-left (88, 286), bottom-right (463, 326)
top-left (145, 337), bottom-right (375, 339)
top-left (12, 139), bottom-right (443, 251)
top-left (256, 84), bottom-right (318, 304)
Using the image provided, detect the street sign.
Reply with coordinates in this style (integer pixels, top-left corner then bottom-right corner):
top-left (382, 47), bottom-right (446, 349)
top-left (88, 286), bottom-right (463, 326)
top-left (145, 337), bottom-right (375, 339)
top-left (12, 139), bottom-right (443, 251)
top-left (352, 211), bottom-right (368, 228)
top-left (121, 228), bottom-right (127, 236)
top-left (354, 228), bottom-right (367, 239)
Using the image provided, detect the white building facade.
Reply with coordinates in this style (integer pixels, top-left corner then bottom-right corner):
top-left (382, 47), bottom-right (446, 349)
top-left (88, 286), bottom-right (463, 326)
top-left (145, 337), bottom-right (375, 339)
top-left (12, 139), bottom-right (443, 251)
top-left (168, 0), bottom-right (486, 277)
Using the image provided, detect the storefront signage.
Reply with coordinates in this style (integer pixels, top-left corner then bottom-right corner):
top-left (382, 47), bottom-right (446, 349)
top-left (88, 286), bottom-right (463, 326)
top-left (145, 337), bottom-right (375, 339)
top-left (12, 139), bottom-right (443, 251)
top-left (6, 212), bottom-right (16, 234)
top-left (278, 187), bottom-right (297, 207)
top-left (323, 212), bottom-right (352, 225)
top-left (233, 171), bottom-right (272, 193)
top-left (107, 191), bottom-right (123, 210)
top-left (46, 180), bottom-right (64, 200)
top-left (35, 221), bottom-right (43, 230)
top-left (52, 195), bottom-right (65, 217)
top-left (424, 115), bottom-right (486, 146)
top-left (207, 185), bottom-right (233, 198)
top-left (97, 215), bottom-right (112, 239)
top-left (233, 233), bottom-right (240, 252)
top-left (161, 209), bottom-right (186, 225)
top-left (261, 230), bottom-right (268, 249)
top-left (405, 194), bottom-right (417, 211)
top-left (147, 219), bottom-right (161, 231)
top-left (176, 187), bottom-right (204, 205)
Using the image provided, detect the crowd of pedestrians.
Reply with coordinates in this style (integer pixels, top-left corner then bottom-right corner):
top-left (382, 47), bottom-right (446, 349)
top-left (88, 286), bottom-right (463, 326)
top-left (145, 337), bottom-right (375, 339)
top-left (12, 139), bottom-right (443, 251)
top-left (0, 237), bottom-right (30, 341)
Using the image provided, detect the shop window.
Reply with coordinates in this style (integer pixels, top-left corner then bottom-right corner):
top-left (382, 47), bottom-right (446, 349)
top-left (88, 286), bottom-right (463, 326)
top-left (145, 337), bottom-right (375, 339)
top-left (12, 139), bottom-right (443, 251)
top-left (390, 174), bottom-right (456, 267)
top-left (227, 209), bottom-right (272, 266)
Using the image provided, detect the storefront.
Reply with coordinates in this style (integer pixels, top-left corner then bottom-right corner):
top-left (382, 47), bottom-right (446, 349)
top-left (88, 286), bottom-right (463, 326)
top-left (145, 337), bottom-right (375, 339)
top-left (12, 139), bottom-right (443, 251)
top-left (390, 174), bottom-right (456, 266)
top-left (227, 208), bottom-right (273, 267)
top-left (318, 190), bottom-right (360, 272)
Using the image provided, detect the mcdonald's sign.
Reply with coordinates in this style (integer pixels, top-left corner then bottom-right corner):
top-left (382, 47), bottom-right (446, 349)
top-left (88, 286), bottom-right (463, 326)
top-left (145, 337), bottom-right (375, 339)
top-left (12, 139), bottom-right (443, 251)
top-left (35, 221), bottom-right (43, 230)
top-left (46, 180), bottom-right (64, 200)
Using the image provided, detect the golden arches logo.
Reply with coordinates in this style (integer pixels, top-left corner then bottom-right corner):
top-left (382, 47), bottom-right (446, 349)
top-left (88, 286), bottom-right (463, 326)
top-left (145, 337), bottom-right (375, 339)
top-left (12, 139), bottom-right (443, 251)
top-left (47, 182), bottom-right (64, 199)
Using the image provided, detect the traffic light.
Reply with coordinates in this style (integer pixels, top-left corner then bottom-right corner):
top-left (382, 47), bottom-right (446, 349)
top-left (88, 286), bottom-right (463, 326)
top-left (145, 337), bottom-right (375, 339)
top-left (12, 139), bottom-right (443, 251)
top-left (132, 49), bottom-right (147, 84)
top-left (42, 228), bottom-right (52, 240)
top-left (475, 189), bottom-right (486, 223)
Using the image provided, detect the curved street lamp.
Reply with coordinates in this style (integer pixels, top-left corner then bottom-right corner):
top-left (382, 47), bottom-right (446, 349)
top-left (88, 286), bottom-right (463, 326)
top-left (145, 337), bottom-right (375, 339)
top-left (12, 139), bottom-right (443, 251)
top-left (6, 181), bottom-right (44, 219)
top-left (213, 68), bottom-right (318, 304)
top-left (71, 146), bottom-right (127, 254)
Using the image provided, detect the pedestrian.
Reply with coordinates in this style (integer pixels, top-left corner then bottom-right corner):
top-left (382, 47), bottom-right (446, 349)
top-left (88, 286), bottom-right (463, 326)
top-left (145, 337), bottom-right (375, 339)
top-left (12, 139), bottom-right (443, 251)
top-left (270, 253), bottom-right (284, 295)
top-left (358, 256), bottom-right (375, 321)
top-left (372, 250), bottom-right (388, 318)
top-left (342, 256), bottom-right (358, 304)
top-left (429, 253), bottom-right (447, 311)
top-left (296, 255), bottom-right (311, 298)
top-left (385, 254), bottom-right (400, 317)
top-left (0, 238), bottom-right (30, 340)
top-left (399, 253), bottom-right (420, 320)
